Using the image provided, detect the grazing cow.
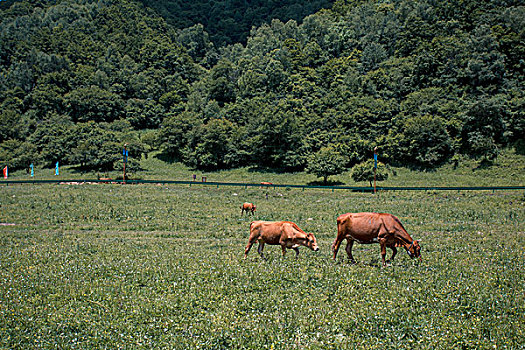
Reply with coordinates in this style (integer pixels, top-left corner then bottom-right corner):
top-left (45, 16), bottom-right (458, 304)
top-left (240, 202), bottom-right (256, 215)
top-left (244, 221), bottom-right (319, 259)
top-left (332, 212), bottom-right (421, 266)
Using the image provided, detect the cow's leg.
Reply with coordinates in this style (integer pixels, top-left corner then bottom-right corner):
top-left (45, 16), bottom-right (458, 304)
top-left (345, 239), bottom-right (356, 263)
top-left (257, 242), bottom-right (266, 259)
top-left (244, 230), bottom-right (259, 258)
top-left (281, 245), bottom-right (287, 257)
top-left (331, 237), bottom-right (344, 260)
top-left (379, 241), bottom-right (387, 266)
top-left (244, 240), bottom-right (254, 258)
top-left (389, 246), bottom-right (397, 263)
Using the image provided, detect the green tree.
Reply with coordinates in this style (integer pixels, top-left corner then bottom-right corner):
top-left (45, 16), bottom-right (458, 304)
top-left (0, 140), bottom-right (38, 171)
top-left (506, 91), bottom-right (525, 154)
top-left (305, 146), bottom-right (346, 184)
top-left (28, 115), bottom-right (76, 167)
top-left (461, 95), bottom-right (506, 161)
top-left (176, 24), bottom-right (217, 67)
top-left (237, 67), bottom-right (268, 98)
top-left (160, 111), bottom-right (199, 161)
top-left (351, 159), bottom-right (388, 187)
top-left (462, 25), bottom-right (506, 93)
top-left (68, 123), bottom-right (121, 171)
top-left (185, 118), bottom-right (237, 170)
top-left (491, 8), bottom-right (525, 78)
top-left (465, 131), bottom-right (498, 162)
top-left (64, 86), bottom-right (124, 123)
top-left (251, 108), bottom-right (306, 170)
top-left (389, 114), bottom-right (453, 169)
top-left (158, 90), bottom-right (185, 113)
top-left (361, 42), bottom-right (387, 72)
top-left (208, 59), bottom-right (236, 105)
top-left (0, 97), bottom-right (25, 142)
top-left (264, 59), bottom-right (288, 92)
top-left (124, 98), bottom-right (164, 129)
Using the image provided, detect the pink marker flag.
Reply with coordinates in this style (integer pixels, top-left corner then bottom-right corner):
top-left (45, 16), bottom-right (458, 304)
top-left (3, 166), bottom-right (7, 179)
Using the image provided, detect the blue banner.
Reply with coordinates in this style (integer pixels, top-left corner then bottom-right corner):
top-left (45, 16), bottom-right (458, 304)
top-left (30, 163), bottom-right (34, 177)
top-left (374, 153), bottom-right (377, 169)
top-left (55, 162), bottom-right (59, 176)
top-left (123, 149), bottom-right (128, 163)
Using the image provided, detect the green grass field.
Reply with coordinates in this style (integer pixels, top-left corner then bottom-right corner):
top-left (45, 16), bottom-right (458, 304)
top-left (5, 149), bottom-right (525, 188)
top-left (1, 151), bottom-right (524, 349)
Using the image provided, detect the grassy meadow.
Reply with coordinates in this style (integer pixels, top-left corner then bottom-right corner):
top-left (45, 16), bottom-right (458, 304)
top-left (5, 149), bottom-right (525, 188)
top-left (1, 152), bottom-right (524, 349)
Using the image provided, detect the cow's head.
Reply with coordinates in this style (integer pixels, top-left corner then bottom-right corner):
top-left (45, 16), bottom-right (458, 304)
top-left (406, 240), bottom-right (422, 261)
top-left (305, 232), bottom-right (319, 252)
top-left (294, 232), bottom-right (319, 251)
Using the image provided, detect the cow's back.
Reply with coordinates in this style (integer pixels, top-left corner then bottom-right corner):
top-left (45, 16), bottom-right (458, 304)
top-left (337, 212), bottom-right (387, 243)
top-left (250, 220), bottom-right (284, 245)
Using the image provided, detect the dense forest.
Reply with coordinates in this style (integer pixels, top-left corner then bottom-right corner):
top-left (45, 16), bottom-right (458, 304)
top-left (138, 0), bottom-right (334, 46)
top-left (0, 0), bottom-right (523, 176)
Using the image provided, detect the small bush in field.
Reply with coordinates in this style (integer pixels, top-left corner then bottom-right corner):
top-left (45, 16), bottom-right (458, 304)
top-left (351, 159), bottom-right (389, 186)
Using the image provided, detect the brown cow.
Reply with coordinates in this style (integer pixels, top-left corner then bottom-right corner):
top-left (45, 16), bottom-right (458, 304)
top-left (332, 212), bottom-right (421, 266)
top-left (244, 221), bottom-right (319, 259)
top-left (240, 202), bottom-right (256, 215)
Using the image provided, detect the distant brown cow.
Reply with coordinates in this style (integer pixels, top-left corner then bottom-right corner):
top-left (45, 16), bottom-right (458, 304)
top-left (240, 202), bottom-right (256, 215)
top-left (244, 221), bottom-right (319, 259)
top-left (332, 212), bottom-right (421, 266)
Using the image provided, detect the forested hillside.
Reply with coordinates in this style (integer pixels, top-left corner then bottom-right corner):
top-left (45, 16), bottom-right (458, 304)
top-left (1, 0), bottom-right (523, 175)
top-left (139, 0), bottom-right (334, 46)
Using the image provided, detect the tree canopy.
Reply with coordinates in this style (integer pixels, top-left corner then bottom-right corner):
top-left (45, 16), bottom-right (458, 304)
top-left (1, 0), bottom-right (523, 175)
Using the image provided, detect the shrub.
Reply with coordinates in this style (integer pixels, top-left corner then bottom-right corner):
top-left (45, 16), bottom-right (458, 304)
top-left (351, 159), bottom-right (388, 187)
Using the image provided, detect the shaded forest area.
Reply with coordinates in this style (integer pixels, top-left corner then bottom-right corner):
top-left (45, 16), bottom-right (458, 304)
top-left (0, 0), bottom-right (523, 176)
top-left (139, 0), bottom-right (334, 46)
